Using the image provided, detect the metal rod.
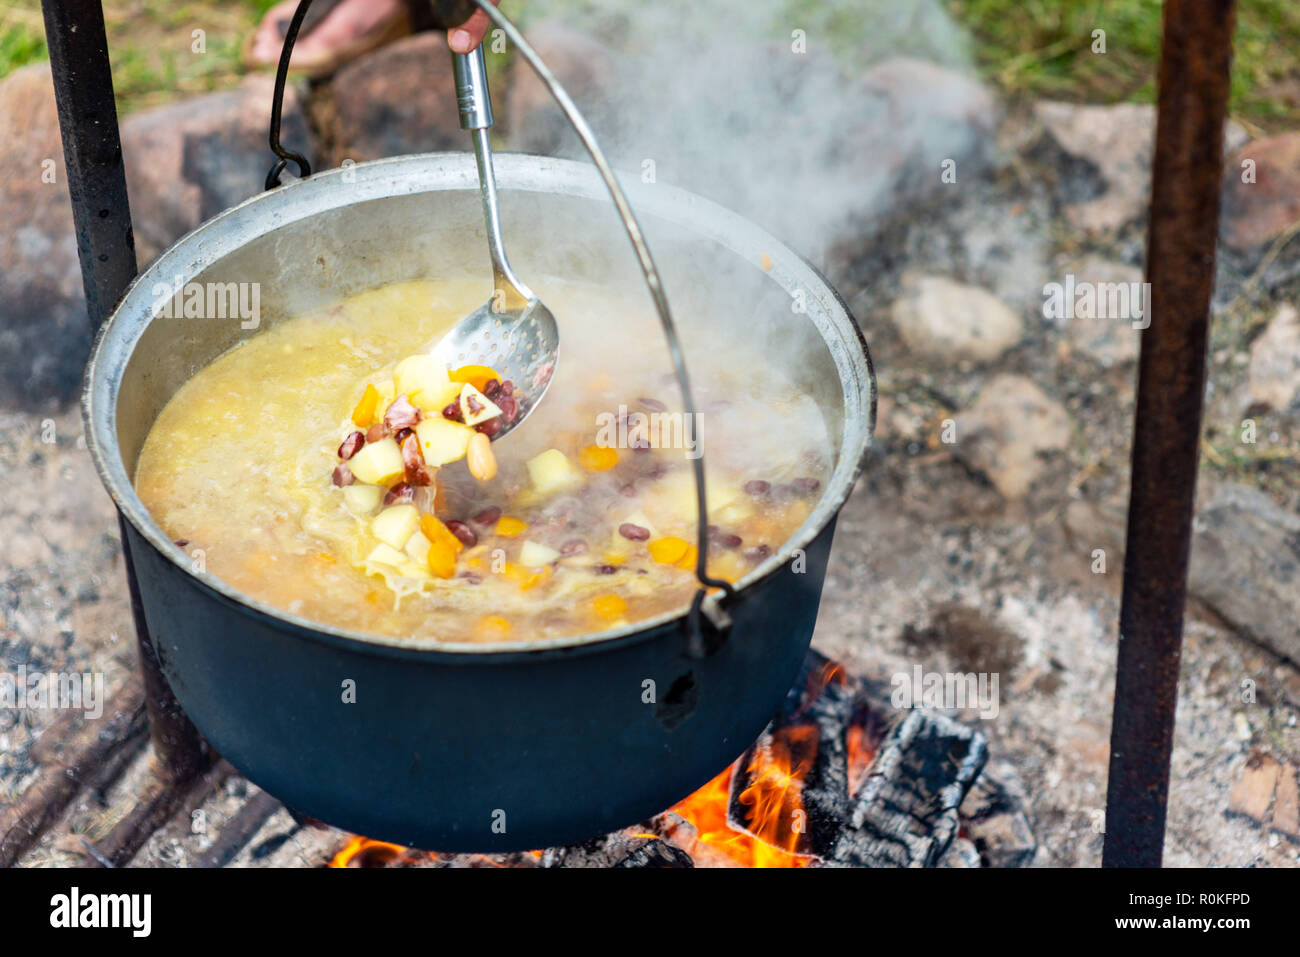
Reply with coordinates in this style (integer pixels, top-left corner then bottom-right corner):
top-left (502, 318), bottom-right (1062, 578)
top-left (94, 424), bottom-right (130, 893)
top-left (41, 0), bottom-right (209, 783)
top-left (1103, 0), bottom-right (1237, 868)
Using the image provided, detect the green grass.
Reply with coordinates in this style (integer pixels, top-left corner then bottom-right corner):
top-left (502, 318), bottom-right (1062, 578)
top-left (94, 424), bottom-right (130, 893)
top-left (5, 0), bottom-right (1300, 128)
top-left (948, 0), bottom-right (1300, 130)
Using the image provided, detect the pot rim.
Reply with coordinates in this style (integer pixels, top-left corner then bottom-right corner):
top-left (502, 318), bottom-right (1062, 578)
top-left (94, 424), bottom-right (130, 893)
top-left (84, 152), bottom-right (876, 661)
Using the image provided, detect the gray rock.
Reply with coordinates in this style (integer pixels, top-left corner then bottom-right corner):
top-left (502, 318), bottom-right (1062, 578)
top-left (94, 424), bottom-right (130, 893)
top-left (0, 65), bottom-right (90, 410)
top-left (1036, 100), bottom-right (1247, 236)
top-left (1221, 133), bottom-right (1300, 252)
top-left (889, 273), bottom-right (1023, 363)
top-left (1058, 256), bottom-right (1144, 367)
top-left (122, 74), bottom-right (312, 264)
top-left (1189, 482), bottom-right (1300, 665)
top-left (314, 32), bottom-right (462, 169)
top-left (1244, 303), bottom-right (1300, 413)
top-left (954, 374), bottom-right (1073, 500)
top-left (505, 20), bottom-right (617, 157)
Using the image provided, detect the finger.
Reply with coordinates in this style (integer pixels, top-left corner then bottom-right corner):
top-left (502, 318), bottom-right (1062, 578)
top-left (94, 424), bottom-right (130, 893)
top-left (448, 1), bottom-right (500, 54)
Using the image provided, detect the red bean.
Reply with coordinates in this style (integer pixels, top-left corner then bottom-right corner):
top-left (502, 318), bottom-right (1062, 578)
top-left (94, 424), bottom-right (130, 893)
top-left (792, 477), bottom-right (821, 493)
top-left (365, 423), bottom-right (387, 443)
top-left (619, 523), bottom-right (650, 541)
top-left (596, 564), bottom-right (619, 575)
top-left (475, 418), bottom-right (503, 438)
top-left (638, 396), bottom-right (667, 413)
top-left (560, 538), bottom-right (588, 556)
top-left (619, 482), bottom-right (638, 498)
top-left (743, 480), bottom-right (771, 496)
top-left (445, 520), bottom-right (477, 548)
top-left (338, 431), bottom-right (365, 460)
top-left (442, 401), bottom-right (464, 422)
top-left (497, 394), bottom-right (518, 423)
top-left (744, 544), bottom-right (771, 562)
top-left (384, 482), bottom-right (414, 506)
top-left (332, 464), bottom-right (354, 487)
top-left (471, 506), bottom-right (501, 526)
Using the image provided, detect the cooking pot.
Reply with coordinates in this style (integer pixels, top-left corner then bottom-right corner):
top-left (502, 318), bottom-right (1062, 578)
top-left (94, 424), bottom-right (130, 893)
top-left (84, 151), bottom-right (876, 851)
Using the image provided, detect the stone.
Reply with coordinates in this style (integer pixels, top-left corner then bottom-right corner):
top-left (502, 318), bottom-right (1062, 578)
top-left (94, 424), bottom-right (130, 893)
top-left (1227, 751), bottom-right (1280, 823)
top-left (1244, 303), bottom-right (1300, 413)
top-left (0, 64), bottom-right (91, 410)
top-left (1273, 765), bottom-right (1299, 842)
top-left (847, 57), bottom-right (998, 208)
top-left (1221, 133), bottom-right (1300, 251)
top-left (122, 74), bottom-right (312, 264)
top-left (1036, 100), bottom-right (1246, 236)
top-left (314, 32), bottom-right (462, 169)
top-left (889, 274), bottom-right (1022, 363)
top-left (1058, 256), bottom-right (1143, 367)
top-left (1189, 482), bottom-right (1300, 665)
top-left (505, 20), bottom-right (618, 157)
top-left (953, 375), bottom-right (1073, 500)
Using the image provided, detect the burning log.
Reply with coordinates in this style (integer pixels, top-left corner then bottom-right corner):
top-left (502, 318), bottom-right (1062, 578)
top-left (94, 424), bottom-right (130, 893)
top-left (829, 709), bottom-right (987, 868)
top-left (0, 677), bottom-right (146, 868)
top-left (614, 839), bottom-right (693, 868)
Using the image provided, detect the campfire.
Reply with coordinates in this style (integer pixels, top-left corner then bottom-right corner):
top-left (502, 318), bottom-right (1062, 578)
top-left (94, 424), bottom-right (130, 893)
top-left (327, 653), bottom-right (985, 868)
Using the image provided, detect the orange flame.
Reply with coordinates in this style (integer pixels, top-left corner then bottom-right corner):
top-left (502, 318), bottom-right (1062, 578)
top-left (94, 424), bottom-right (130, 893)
top-left (328, 836), bottom-right (410, 868)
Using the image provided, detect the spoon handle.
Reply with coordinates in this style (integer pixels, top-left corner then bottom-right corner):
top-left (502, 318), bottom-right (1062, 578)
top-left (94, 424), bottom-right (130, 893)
top-left (453, 48), bottom-right (532, 311)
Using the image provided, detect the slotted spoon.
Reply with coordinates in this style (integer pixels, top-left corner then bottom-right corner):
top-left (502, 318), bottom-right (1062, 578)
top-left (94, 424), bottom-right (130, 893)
top-left (429, 46), bottom-right (559, 439)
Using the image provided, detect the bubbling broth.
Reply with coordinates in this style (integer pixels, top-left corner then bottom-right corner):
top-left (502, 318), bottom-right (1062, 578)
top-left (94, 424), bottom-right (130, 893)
top-left (134, 279), bottom-right (831, 645)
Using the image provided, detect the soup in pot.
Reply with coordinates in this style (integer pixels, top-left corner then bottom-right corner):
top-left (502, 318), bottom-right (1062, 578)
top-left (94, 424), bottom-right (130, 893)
top-left (134, 278), bottom-right (830, 645)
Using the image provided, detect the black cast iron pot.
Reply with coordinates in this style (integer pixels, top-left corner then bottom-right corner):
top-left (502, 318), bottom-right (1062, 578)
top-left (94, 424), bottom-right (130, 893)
top-left (85, 153), bottom-right (876, 851)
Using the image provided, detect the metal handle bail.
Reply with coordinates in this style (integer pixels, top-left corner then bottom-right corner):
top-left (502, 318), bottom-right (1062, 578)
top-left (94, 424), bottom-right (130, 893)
top-left (265, 0), bottom-right (738, 641)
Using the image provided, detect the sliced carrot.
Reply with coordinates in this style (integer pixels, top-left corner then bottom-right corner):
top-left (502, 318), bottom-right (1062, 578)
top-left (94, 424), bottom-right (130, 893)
top-left (591, 594), bottom-right (628, 622)
top-left (475, 615), bottom-right (512, 639)
top-left (495, 515), bottom-right (528, 538)
top-left (351, 383), bottom-right (380, 427)
top-left (675, 544), bottom-right (699, 571)
top-left (449, 364), bottom-right (503, 393)
top-left (518, 566), bottom-right (553, 592)
top-left (578, 444), bottom-right (620, 472)
top-left (420, 515), bottom-right (464, 579)
top-left (647, 536), bottom-right (690, 565)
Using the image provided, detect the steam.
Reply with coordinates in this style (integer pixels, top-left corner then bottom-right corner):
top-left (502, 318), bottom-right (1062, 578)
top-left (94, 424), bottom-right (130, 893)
top-left (512, 0), bottom-right (978, 258)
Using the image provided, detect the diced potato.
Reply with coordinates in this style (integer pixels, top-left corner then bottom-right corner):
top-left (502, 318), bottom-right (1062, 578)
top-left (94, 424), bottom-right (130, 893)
top-left (372, 504), bottom-right (419, 550)
top-left (348, 438), bottom-right (404, 485)
top-left (414, 417), bottom-right (475, 466)
top-left (404, 529), bottom-right (432, 566)
top-left (526, 449), bottom-right (584, 498)
top-left (411, 380), bottom-right (463, 414)
top-left (458, 383), bottom-right (503, 427)
top-left (519, 540), bottom-right (560, 567)
top-left (342, 483), bottom-right (384, 516)
top-left (399, 562), bottom-right (432, 580)
top-left (365, 543), bottom-right (408, 569)
top-left (394, 355), bottom-right (450, 406)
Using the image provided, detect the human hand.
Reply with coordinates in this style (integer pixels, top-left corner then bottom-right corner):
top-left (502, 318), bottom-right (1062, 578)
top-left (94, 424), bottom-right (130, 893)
top-left (448, 0), bottom-right (502, 53)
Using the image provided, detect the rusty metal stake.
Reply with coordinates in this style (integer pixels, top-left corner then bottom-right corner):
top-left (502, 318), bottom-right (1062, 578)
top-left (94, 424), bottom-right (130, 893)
top-left (41, 0), bottom-right (209, 783)
top-left (1103, 0), bottom-right (1237, 867)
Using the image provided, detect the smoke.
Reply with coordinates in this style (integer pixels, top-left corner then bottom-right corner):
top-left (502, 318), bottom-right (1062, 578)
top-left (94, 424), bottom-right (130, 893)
top-left (509, 0), bottom-right (982, 259)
